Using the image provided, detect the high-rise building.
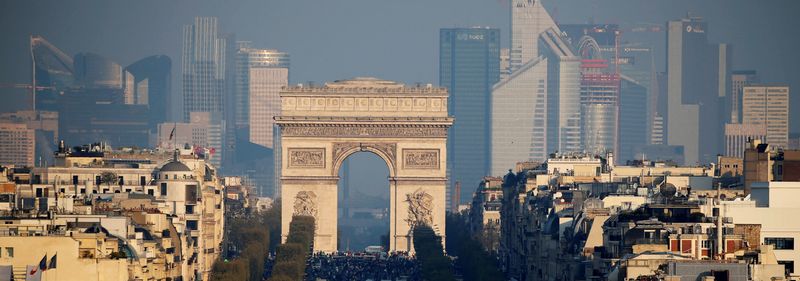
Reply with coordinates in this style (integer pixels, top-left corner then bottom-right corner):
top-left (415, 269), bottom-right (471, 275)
top-left (125, 55), bottom-right (172, 132)
top-left (619, 76), bottom-right (649, 162)
top-left (0, 123), bottom-right (35, 167)
top-left (542, 29), bottom-right (582, 154)
top-left (742, 85), bottom-right (790, 149)
top-left (30, 35), bottom-right (75, 111)
top-left (509, 0), bottom-right (558, 72)
top-left (491, 57), bottom-right (548, 176)
top-left (666, 17), bottom-right (730, 165)
top-left (182, 17), bottom-right (227, 122)
top-left (491, 0), bottom-right (577, 175)
top-left (0, 111), bottom-right (59, 165)
top-left (235, 47), bottom-right (289, 149)
top-left (730, 70), bottom-right (759, 124)
top-left (73, 52), bottom-right (123, 89)
top-left (724, 123), bottom-right (766, 158)
top-left (580, 68), bottom-right (618, 156)
top-left (440, 27), bottom-right (500, 203)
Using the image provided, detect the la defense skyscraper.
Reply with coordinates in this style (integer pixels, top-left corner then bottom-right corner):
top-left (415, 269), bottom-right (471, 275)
top-left (439, 27), bottom-right (500, 205)
top-left (666, 16), bottom-right (730, 165)
top-left (182, 17), bottom-right (227, 122)
top-left (490, 0), bottom-right (581, 176)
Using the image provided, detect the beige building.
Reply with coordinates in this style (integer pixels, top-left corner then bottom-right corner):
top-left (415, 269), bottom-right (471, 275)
top-left (742, 85), bottom-right (790, 149)
top-left (0, 123), bottom-right (35, 167)
top-left (721, 181), bottom-right (800, 278)
top-left (725, 123), bottom-right (767, 158)
top-left (2, 147), bottom-right (225, 281)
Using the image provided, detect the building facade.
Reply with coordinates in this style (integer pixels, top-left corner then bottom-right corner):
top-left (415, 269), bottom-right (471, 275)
top-left (730, 70), bottom-right (759, 124)
top-left (235, 47), bottom-right (289, 149)
top-left (666, 17), bottom-right (730, 165)
top-left (725, 123), bottom-right (767, 158)
top-left (0, 123), bottom-right (35, 167)
top-left (182, 17), bottom-right (227, 122)
top-left (741, 85), bottom-right (790, 149)
top-left (440, 27), bottom-right (500, 203)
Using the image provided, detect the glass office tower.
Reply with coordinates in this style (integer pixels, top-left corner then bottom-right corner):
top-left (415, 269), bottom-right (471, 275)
top-left (440, 27), bottom-right (500, 204)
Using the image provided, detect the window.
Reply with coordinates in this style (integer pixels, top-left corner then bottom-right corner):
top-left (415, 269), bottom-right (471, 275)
top-left (72, 175), bottom-right (78, 185)
top-left (702, 240), bottom-right (712, 249)
top-left (148, 189), bottom-right (154, 196)
top-left (95, 176), bottom-right (101, 185)
top-left (140, 176), bottom-right (146, 186)
top-left (4, 247), bottom-right (13, 258)
top-left (779, 261), bottom-right (794, 275)
top-left (765, 238), bottom-right (794, 250)
top-left (186, 205), bottom-right (194, 214)
top-left (118, 176), bottom-right (124, 186)
top-left (161, 183), bottom-right (168, 196)
top-left (187, 220), bottom-right (198, 231)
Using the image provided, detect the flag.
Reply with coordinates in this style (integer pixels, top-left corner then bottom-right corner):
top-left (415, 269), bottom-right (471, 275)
top-left (38, 255), bottom-right (47, 271)
top-left (169, 124), bottom-right (176, 140)
top-left (48, 254), bottom-right (57, 269)
top-left (25, 265), bottom-right (41, 281)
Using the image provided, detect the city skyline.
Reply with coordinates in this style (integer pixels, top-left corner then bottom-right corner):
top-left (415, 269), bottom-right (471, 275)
top-left (2, 1), bottom-right (800, 280)
top-left (0, 0), bottom-right (798, 132)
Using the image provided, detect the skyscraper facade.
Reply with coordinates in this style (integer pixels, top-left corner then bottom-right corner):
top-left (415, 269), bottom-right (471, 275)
top-left (491, 57), bottom-right (548, 176)
top-left (724, 123), bottom-right (766, 158)
top-left (491, 0), bottom-right (578, 175)
top-left (666, 17), bottom-right (730, 165)
top-left (580, 70), bottom-right (619, 156)
top-left (182, 17), bottom-right (227, 122)
top-left (619, 76), bottom-right (649, 162)
top-left (125, 55), bottom-right (172, 133)
top-left (509, 0), bottom-right (558, 72)
top-left (235, 47), bottom-right (289, 149)
top-left (440, 27), bottom-right (500, 202)
top-left (742, 85), bottom-right (790, 149)
top-left (541, 29), bottom-right (582, 155)
top-left (0, 123), bottom-right (35, 167)
top-left (730, 70), bottom-right (759, 124)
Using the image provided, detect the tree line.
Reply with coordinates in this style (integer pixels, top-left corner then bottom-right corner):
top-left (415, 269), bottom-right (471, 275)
top-left (211, 202), bottom-right (281, 281)
top-left (413, 224), bottom-right (456, 281)
top-left (445, 213), bottom-right (505, 281)
top-left (267, 215), bottom-right (315, 281)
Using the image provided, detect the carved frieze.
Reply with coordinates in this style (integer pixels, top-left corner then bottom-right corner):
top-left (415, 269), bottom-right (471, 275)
top-left (288, 148), bottom-right (325, 168)
top-left (281, 126), bottom-right (447, 138)
top-left (405, 189), bottom-right (433, 227)
top-left (293, 191), bottom-right (318, 218)
top-left (403, 149), bottom-right (440, 169)
top-left (282, 96), bottom-right (446, 112)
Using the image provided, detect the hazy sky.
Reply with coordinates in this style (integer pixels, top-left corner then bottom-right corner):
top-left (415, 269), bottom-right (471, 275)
top-left (1, 0), bottom-right (797, 131)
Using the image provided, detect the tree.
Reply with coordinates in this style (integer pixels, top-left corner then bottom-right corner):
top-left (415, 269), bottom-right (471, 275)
top-left (413, 224), bottom-right (456, 281)
top-left (100, 171), bottom-right (118, 187)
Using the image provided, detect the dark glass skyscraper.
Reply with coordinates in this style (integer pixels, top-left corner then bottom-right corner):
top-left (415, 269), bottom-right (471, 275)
top-left (666, 17), bottom-right (730, 164)
top-left (125, 55), bottom-right (172, 132)
top-left (439, 27), bottom-right (500, 204)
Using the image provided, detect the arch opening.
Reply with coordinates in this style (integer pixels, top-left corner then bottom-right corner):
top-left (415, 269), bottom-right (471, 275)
top-left (337, 151), bottom-right (391, 252)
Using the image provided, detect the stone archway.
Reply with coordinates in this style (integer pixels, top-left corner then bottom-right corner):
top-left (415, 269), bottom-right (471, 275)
top-left (276, 78), bottom-right (453, 253)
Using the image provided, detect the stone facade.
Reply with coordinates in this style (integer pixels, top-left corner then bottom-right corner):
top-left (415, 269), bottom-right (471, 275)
top-left (277, 78), bottom-right (453, 253)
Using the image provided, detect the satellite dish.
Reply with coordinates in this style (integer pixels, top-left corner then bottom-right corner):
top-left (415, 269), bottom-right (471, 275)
top-left (660, 183), bottom-right (677, 197)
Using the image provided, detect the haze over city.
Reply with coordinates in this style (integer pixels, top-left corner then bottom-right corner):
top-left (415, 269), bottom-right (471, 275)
top-left (0, 0), bottom-right (799, 280)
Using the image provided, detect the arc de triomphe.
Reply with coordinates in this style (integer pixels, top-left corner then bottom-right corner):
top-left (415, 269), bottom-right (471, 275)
top-left (276, 77), bottom-right (453, 253)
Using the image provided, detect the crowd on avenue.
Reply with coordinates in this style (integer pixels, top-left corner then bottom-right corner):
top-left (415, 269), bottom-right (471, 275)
top-left (304, 252), bottom-right (420, 281)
